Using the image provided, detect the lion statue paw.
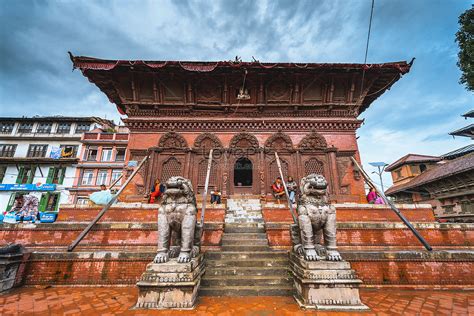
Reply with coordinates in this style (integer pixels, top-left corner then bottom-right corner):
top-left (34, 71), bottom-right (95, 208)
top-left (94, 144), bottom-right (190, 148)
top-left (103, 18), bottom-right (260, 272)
top-left (177, 251), bottom-right (191, 263)
top-left (327, 250), bottom-right (342, 261)
top-left (153, 252), bottom-right (169, 263)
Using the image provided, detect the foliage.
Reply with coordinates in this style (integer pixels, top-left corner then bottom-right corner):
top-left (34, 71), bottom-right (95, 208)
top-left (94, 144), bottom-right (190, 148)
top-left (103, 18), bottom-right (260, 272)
top-left (456, 6), bottom-right (474, 91)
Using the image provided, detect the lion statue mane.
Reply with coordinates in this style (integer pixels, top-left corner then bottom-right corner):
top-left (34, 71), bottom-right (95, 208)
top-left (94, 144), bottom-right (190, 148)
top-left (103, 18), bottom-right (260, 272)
top-left (290, 173), bottom-right (342, 261)
top-left (153, 176), bottom-right (202, 264)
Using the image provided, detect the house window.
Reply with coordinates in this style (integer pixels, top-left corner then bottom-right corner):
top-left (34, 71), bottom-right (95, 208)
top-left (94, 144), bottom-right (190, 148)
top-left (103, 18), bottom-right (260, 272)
top-left (60, 145), bottom-right (78, 158)
top-left (115, 148), bottom-right (126, 161)
top-left (0, 122), bottom-right (14, 134)
top-left (75, 123), bottom-right (91, 133)
top-left (0, 166), bottom-right (6, 183)
top-left (81, 169), bottom-right (94, 185)
top-left (37, 122), bottom-right (52, 134)
top-left (57, 123), bottom-right (71, 134)
top-left (39, 193), bottom-right (60, 212)
top-left (111, 169), bottom-right (122, 184)
top-left (47, 167), bottom-right (66, 185)
top-left (0, 144), bottom-right (17, 157)
top-left (101, 148), bottom-right (113, 162)
top-left (76, 197), bottom-right (89, 205)
top-left (27, 144), bottom-right (48, 157)
top-left (394, 169), bottom-right (402, 180)
top-left (16, 166), bottom-right (36, 184)
top-left (84, 146), bottom-right (98, 161)
top-left (17, 123), bottom-right (34, 133)
top-left (96, 169), bottom-right (108, 185)
top-left (419, 164), bottom-right (427, 173)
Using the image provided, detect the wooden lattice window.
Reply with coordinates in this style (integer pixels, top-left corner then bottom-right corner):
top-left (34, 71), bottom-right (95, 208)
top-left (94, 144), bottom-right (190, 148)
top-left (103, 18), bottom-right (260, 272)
top-left (269, 159), bottom-right (288, 183)
top-left (161, 157), bottom-right (182, 182)
top-left (198, 159), bottom-right (217, 187)
top-left (305, 158), bottom-right (324, 176)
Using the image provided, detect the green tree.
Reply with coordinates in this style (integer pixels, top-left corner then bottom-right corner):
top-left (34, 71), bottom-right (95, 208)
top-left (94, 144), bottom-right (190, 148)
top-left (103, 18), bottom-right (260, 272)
top-left (456, 6), bottom-right (474, 91)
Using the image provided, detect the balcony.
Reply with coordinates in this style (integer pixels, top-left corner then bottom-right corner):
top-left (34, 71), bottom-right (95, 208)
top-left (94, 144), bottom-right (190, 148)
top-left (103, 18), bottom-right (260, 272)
top-left (83, 133), bottom-right (129, 142)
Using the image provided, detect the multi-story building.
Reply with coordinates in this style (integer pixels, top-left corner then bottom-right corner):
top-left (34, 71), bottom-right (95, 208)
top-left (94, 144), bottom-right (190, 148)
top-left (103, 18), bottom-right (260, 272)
top-left (386, 110), bottom-right (474, 222)
top-left (0, 116), bottom-right (113, 212)
top-left (70, 126), bottom-right (129, 205)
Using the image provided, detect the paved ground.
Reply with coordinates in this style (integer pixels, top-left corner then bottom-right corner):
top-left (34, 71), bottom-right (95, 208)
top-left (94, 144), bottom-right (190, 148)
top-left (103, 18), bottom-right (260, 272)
top-left (0, 287), bottom-right (472, 315)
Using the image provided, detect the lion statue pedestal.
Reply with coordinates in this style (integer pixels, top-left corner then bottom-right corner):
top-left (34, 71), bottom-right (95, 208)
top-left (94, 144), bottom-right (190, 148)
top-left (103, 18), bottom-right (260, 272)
top-left (289, 174), bottom-right (369, 311)
top-left (135, 177), bottom-right (204, 310)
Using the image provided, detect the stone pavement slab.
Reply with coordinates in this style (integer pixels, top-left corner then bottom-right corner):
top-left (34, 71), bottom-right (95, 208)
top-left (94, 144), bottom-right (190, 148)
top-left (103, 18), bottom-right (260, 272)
top-left (0, 287), bottom-right (472, 315)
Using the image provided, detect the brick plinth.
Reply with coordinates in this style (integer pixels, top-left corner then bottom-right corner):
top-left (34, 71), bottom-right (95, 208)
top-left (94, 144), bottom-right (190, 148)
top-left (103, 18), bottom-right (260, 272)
top-left (22, 250), bottom-right (474, 288)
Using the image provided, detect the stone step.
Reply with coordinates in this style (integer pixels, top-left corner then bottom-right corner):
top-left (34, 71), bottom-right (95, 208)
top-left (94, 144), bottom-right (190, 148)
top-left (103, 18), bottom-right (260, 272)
top-left (222, 245), bottom-right (270, 251)
top-left (224, 219), bottom-right (264, 224)
top-left (199, 285), bottom-right (294, 296)
top-left (206, 259), bottom-right (288, 268)
top-left (204, 267), bottom-right (288, 277)
top-left (221, 233), bottom-right (267, 240)
top-left (221, 239), bottom-right (268, 246)
top-left (201, 275), bottom-right (292, 287)
top-left (205, 251), bottom-right (288, 260)
top-left (224, 225), bottom-right (265, 233)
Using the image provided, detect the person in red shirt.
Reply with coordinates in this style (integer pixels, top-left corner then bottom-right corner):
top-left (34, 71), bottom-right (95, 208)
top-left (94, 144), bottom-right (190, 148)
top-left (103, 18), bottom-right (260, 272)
top-left (149, 179), bottom-right (166, 203)
top-left (272, 177), bottom-right (285, 204)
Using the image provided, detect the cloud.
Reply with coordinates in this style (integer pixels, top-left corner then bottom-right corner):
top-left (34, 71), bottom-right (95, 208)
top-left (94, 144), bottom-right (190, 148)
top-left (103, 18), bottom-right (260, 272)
top-left (0, 0), bottom-right (472, 188)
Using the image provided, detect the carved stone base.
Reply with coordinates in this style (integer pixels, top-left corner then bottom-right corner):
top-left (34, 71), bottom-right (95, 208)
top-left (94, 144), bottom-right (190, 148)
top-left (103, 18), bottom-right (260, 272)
top-left (289, 252), bottom-right (369, 311)
top-left (134, 254), bottom-right (204, 310)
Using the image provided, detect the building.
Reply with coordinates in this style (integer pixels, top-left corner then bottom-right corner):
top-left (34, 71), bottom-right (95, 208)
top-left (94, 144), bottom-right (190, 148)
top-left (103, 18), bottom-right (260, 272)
top-left (70, 125), bottom-right (129, 204)
top-left (384, 154), bottom-right (441, 188)
top-left (0, 116), bottom-right (113, 212)
top-left (386, 109), bottom-right (474, 222)
top-left (70, 55), bottom-right (412, 203)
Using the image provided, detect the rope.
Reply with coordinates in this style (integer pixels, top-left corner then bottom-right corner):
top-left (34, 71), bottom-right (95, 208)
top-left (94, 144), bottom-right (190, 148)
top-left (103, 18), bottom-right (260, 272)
top-left (359, 0), bottom-right (376, 100)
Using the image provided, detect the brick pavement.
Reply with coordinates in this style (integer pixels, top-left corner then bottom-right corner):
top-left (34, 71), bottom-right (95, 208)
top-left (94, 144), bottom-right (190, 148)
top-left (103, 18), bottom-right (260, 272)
top-left (0, 287), bottom-right (472, 315)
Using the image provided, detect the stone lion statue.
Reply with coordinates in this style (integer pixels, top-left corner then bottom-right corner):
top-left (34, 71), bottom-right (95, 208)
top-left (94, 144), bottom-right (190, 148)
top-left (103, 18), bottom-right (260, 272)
top-left (153, 176), bottom-right (202, 264)
top-left (290, 173), bottom-right (342, 261)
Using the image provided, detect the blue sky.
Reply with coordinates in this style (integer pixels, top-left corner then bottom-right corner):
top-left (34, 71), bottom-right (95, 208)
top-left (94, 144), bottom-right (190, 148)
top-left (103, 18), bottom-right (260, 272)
top-left (0, 0), bottom-right (472, 188)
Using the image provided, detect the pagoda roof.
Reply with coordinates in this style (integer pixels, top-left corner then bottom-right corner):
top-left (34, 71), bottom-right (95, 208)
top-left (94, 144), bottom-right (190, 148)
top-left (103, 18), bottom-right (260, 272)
top-left (385, 152), bottom-right (474, 195)
top-left (441, 144), bottom-right (474, 160)
top-left (449, 124), bottom-right (474, 138)
top-left (385, 154), bottom-right (441, 172)
top-left (462, 109), bottom-right (474, 118)
top-left (70, 54), bottom-right (413, 115)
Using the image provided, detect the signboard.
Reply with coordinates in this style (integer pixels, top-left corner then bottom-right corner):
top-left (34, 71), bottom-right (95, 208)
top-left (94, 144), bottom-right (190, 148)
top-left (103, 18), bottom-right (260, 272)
top-left (50, 147), bottom-right (62, 159)
top-left (0, 183), bottom-right (57, 191)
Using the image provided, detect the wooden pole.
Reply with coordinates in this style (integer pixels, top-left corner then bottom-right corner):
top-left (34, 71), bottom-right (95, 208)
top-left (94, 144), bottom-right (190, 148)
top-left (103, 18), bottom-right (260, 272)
top-left (108, 174), bottom-right (123, 189)
top-left (350, 156), bottom-right (432, 251)
top-left (274, 152), bottom-right (298, 224)
top-left (67, 155), bottom-right (149, 252)
top-left (200, 149), bottom-right (213, 227)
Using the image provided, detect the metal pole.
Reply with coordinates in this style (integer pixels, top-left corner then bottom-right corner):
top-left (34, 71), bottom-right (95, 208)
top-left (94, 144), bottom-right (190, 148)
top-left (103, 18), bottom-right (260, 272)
top-left (200, 149), bottom-right (213, 227)
top-left (378, 166), bottom-right (385, 192)
top-left (274, 152), bottom-right (298, 224)
top-left (67, 155), bottom-right (149, 252)
top-left (351, 157), bottom-right (432, 251)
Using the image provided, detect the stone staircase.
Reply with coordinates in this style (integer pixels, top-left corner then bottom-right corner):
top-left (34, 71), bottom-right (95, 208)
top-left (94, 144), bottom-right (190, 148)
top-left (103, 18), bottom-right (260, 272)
top-left (200, 198), bottom-right (294, 296)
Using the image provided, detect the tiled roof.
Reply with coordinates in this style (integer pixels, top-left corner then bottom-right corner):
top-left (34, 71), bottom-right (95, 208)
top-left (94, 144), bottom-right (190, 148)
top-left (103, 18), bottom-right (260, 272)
top-left (462, 110), bottom-right (474, 118)
top-left (385, 154), bottom-right (441, 172)
top-left (385, 152), bottom-right (474, 195)
top-left (442, 144), bottom-right (474, 160)
top-left (449, 124), bottom-right (474, 138)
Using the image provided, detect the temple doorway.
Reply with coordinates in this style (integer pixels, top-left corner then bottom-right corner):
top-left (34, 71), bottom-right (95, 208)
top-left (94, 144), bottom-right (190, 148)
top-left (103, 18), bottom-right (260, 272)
top-left (234, 157), bottom-right (253, 187)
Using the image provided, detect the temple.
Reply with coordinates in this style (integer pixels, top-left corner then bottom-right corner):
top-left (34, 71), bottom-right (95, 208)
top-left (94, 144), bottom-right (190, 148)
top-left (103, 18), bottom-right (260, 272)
top-left (71, 54), bottom-right (412, 203)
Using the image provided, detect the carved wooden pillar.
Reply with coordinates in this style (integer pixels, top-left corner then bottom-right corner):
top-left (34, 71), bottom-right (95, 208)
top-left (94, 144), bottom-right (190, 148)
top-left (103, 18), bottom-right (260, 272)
top-left (294, 150), bottom-right (301, 182)
top-left (258, 75), bottom-right (264, 104)
top-left (222, 151), bottom-right (228, 197)
top-left (184, 150), bottom-right (192, 180)
top-left (259, 149), bottom-right (265, 197)
top-left (328, 149), bottom-right (340, 195)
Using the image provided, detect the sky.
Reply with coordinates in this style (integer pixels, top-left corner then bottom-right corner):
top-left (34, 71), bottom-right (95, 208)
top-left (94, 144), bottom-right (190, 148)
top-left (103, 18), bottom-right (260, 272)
top-left (0, 0), bottom-right (472, 189)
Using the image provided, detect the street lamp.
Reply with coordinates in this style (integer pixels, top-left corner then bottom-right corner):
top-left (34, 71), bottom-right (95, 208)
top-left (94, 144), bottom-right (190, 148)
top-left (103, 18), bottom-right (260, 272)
top-left (368, 162), bottom-right (388, 192)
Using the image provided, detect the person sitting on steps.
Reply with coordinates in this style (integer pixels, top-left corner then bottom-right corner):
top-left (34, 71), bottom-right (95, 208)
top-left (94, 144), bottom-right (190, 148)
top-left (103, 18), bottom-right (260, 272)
top-left (272, 177), bottom-right (285, 204)
top-left (210, 187), bottom-right (222, 206)
top-left (287, 176), bottom-right (297, 204)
